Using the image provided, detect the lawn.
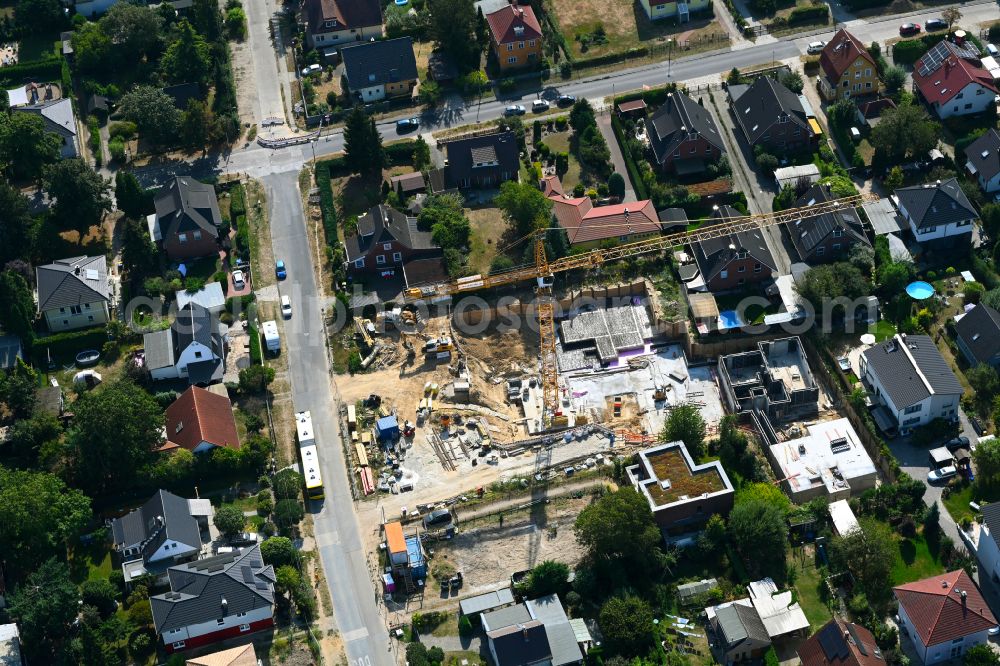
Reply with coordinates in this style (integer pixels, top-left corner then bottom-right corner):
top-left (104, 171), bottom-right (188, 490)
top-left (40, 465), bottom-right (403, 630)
top-left (18, 31), bottom-right (58, 61)
top-left (790, 546), bottom-right (833, 630)
top-left (68, 540), bottom-right (114, 585)
top-left (332, 174), bottom-right (382, 221)
top-left (942, 484), bottom-right (977, 525)
top-left (542, 131), bottom-right (583, 190)
top-left (466, 207), bottom-right (507, 275)
top-left (715, 292), bottom-right (780, 325)
top-left (869, 319), bottom-right (896, 342)
top-left (180, 255), bottom-right (222, 281)
top-left (892, 532), bottom-right (945, 585)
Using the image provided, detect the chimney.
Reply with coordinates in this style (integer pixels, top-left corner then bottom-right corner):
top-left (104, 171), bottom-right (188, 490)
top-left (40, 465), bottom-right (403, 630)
top-left (962, 590), bottom-right (968, 609)
top-left (221, 597), bottom-right (228, 613)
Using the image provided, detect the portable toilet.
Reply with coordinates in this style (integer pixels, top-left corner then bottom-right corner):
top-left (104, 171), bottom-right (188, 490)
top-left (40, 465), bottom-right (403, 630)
top-left (376, 415), bottom-right (400, 441)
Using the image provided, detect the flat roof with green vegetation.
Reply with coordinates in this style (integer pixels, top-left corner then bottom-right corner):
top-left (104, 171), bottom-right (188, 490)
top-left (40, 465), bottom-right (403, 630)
top-left (638, 443), bottom-right (731, 506)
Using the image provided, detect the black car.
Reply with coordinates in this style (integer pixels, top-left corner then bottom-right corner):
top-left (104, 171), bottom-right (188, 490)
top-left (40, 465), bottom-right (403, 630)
top-left (899, 23), bottom-right (921, 36)
top-left (945, 436), bottom-right (971, 452)
top-left (557, 94), bottom-right (576, 107)
top-left (925, 18), bottom-right (947, 31)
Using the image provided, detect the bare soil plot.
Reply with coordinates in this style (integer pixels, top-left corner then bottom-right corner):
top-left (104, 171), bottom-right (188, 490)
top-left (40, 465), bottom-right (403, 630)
top-left (466, 207), bottom-right (507, 275)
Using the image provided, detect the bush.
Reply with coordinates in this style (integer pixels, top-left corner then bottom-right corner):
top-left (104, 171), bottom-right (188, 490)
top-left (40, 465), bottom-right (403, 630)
top-left (787, 4), bottom-right (828, 24)
top-left (274, 499), bottom-right (304, 530)
top-left (756, 153), bottom-right (779, 173)
top-left (458, 615), bottom-right (473, 636)
top-left (81, 579), bottom-right (119, 618)
top-left (239, 364), bottom-right (275, 393)
top-left (109, 121), bottom-right (138, 140)
top-left (257, 489), bottom-right (274, 515)
top-left (109, 137), bottom-right (126, 162)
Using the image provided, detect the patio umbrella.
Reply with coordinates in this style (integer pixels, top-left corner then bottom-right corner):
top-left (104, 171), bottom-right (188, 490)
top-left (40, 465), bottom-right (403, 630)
top-left (860, 333), bottom-right (876, 345)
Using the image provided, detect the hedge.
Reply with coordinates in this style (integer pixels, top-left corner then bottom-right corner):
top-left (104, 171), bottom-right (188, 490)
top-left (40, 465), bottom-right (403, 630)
top-left (229, 184), bottom-right (247, 217)
top-left (574, 47), bottom-right (649, 72)
top-left (786, 4), bottom-right (828, 25)
top-left (892, 33), bottom-right (946, 65)
top-left (314, 159), bottom-right (339, 248)
top-left (613, 82), bottom-right (679, 108)
top-left (609, 114), bottom-right (648, 200)
top-left (32, 327), bottom-right (109, 365)
top-left (248, 322), bottom-right (262, 363)
top-left (0, 57), bottom-right (62, 87)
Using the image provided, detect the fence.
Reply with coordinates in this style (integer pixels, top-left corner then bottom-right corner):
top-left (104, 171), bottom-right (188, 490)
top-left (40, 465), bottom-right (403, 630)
top-left (257, 131), bottom-right (319, 149)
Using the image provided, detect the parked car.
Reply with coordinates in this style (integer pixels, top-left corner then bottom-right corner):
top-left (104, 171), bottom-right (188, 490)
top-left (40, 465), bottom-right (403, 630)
top-left (275, 259), bottom-right (287, 280)
top-left (232, 269), bottom-right (246, 289)
top-left (531, 99), bottom-right (550, 112)
top-left (924, 18), bottom-right (947, 31)
top-left (301, 63), bottom-right (322, 76)
top-left (899, 23), bottom-right (921, 36)
top-left (231, 532), bottom-right (258, 545)
top-left (396, 117), bottom-right (419, 132)
top-left (945, 436), bottom-right (970, 452)
top-left (504, 104), bottom-right (526, 116)
top-left (988, 43), bottom-right (1000, 57)
top-left (281, 294), bottom-right (292, 319)
top-left (557, 94), bottom-right (576, 106)
top-left (807, 40), bottom-right (827, 54)
top-left (927, 466), bottom-right (957, 483)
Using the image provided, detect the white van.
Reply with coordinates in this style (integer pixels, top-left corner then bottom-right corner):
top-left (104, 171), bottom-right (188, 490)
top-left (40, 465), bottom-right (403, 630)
top-left (280, 295), bottom-right (292, 319)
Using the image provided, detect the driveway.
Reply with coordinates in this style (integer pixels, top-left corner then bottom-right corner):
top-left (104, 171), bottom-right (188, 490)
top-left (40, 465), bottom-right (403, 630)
top-left (596, 115), bottom-right (637, 203)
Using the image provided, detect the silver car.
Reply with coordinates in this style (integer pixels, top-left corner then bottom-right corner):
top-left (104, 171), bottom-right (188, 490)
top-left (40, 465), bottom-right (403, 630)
top-left (504, 104), bottom-right (526, 116)
top-left (807, 40), bottom-right (826, 54)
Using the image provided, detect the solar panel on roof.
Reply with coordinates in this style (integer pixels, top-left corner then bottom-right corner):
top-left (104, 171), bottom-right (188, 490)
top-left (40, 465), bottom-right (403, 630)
top-left (256, 581), bottom-right (269, 590)
top-left (817, 623), bottom-right (850, 660)
top-left (847, 624), bottom-right (868, 656)
top-left (242, 565), bottom-right (255, 583)
top-left (207, 564), bottom-right (225, 572)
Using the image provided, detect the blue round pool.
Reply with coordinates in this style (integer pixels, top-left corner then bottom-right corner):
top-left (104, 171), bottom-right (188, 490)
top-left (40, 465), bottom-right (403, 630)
top-left (906, 281), bottom-right (935, 300)
top-left (395, 0), bottom-right (409, 5)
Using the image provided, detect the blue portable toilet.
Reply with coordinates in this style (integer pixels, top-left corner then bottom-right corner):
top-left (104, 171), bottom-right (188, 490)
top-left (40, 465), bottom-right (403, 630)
top-left (376, 415), bottom-right (400, 441)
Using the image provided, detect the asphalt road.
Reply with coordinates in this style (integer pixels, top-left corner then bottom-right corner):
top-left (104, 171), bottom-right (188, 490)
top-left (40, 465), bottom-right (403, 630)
top-left (264, 171), bottom-right (392, 666)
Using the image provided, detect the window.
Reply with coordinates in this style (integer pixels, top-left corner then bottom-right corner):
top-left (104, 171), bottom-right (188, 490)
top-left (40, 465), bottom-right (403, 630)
top-left (855, 70), bottom-right (861, 78)
top-left (977, 88), bottom-right (985, 95)
top-left (923, 226), bottom-right (937, 234)
top-left (832, 243), bottom-right (841, 251)
top-left (59, 307), bottom-right (65, 313)
top-left (957, 92), bottom-right (964, 99)
top-left (376, 255), bottom-right (386, 265)
top-left (84, 303), bottom-right (90, 309)
top-left (193, 230), bottom-right (202, 241)
top-left (903, 416), bottom-right (921, 426)
top-left (720, 270), bottom-right (728, 279)
top-left (88, 315), bottom-right (94, 322)
top-left (195, 351), bottom-right (203, 359)
top-left (507, 43), bottom-right (513, 51)
top-left (393, 252), bottom-right (402, 261)
top-left (172, 642), bottom-right (186, 649)
top-left (71, 305), bottom-right (82, 315)
top-left (656, 3), bottom-right (665, 7)
top-left (674, 149), bottom-right (681, 157)
top-left (833, 228), bottom-right (843, 237)
top-left (738, 265), bottom-right (746, 273)
top-left (237, 612), bottom-right (248, 618)
top-left (737, 278), bottom-right (745, 286)
top-left (866, 81), bottom-right (872, 89)
top-left (843, 80), bottom-right (849, 88)
top-left (507, 56), bottom-right (517, 64)
top-left (816, 246), bottom-right (825, 256)
top-left (354, 258), bottom-right (364, 268)
top-left (527, 52), bottom-right (536, 60)
top-left (240, 624), bottom-right (251, 632)
top-left (383, 243), bottom-right (392, 251)
top-left (529, 40), bottom-right (536, 46)
top-left (178, 233), bottom-right (188, 243)
top-left (865, 68), bottom-right (871, 77)
top-left (217, 619), bottom-right (226, 626)
top-left (753, 264), bottom-right (762, 273)
top-left (518, 41), bottom-right (525, 49)
top-left (904, 404), bottom-right (922, 414)
top-left (63, 320), bottom-right (68, 326)
top-left (965, 103), bottom-right (973, 110)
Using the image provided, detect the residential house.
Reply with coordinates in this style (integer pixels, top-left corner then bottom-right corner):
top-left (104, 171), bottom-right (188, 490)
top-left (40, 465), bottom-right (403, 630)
top-left (149, 176), bottom-right (224, 261)
top-left (441, 131), bottom-right (519, 189)
top-left (485, 3), bottom-right (543, 72)
top-left (691, 206), bottom-right (777, 292)
top-left (637, 0), bottom-right (710, 22)
top-left (913, 40), bottom-right (998, 119)
top-left (965, 128), bottom-right (1000, 196)
top-left (797, 618), bottom-right (884, 665)
top-left (789, 183), bottom-right (869, 264)
top-left (186, 644), bottom-right (258, 666)
top-left (728, 76), bottom-right (814, 154)
top-left (110, 489), bottom-right (213, 584)
top-left (389, 172), bottom-right (427, 198)
top-left (707, 578), bottom-right (809, 662)
top-left (151, 545), bottom-right (276, 653)
top-left (11, 97), bottom-right (80, 158)
top-left (859, 333), bottom-right (963, 434)
top-left (481, 594), bottom-right (584, 666)
top-left (955, 303), bottom-right (1000, 368)
top-left (0, 624), bottom-right (22, 666)
top-left (304, 0), bottom-right (383, 50)
top-left (894, 570), bottom-right (997, 663)
top-left (542, 174), bottom-right (660, 248)
top-left (894, 178), bottom-right (977, 247)
top-left (854, 97), bottom-right (896, 129)
top-left (974, 503), bottom-right (1000, 584)
top-left (175, 282), bottom-right (227, 315)
top-left (35, 255), bottom-right (112, 332)
top-left (340, 37), bottom-right (418, 103)
top-left (710, 603), bottom-right (771, 664)
top-left (163, 386), bottom-right (240, 453)
top-left (646, 91), bottom-right (726, 175)
top-left (143, 303), bottom-right (227, 385)
top-left (625, 440), bottom-right (734, 535)
top-left (818, 29), bottom-right (880, 100)
top-left (344, 204), bottom-right (446, 285)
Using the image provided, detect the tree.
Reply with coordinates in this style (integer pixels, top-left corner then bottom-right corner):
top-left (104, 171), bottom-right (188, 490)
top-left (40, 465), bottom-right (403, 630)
top-left (261, 536), bottom-right (300, 567)
top-left (716, 415), bottom-right (763, 482)
top-left (0, 111), bottom-right (62, 181)
top-left (773, 183), bottom-right (796, 211)
top-left (974, 438), bottom-right (1000, 488)
top-left (577, 125), bottom-right (611, 176)
top-left (213, 505), bottom-right (245, 538)
top-left (0, 270), bottom-right (36, 345)
top-left (969, 364), bottom-right (1000, 403)
top-left (100, 3), bottom-right (163, 61)
top-left (522, 560), bottom-right (570, 598)
top-left (190, 0), bottom-right (222, 40)
top-left (965, 281), bottom-right (985, 305)
top-left (161, 20), bottom-right (211, 84)
top-left (728, 490), bottom-right (788, 579)
top-left (575, 488), bottom-right (661, 569)
top-left (0, 466), bottom-right (91, 574)
top-left (0, 360), bottom-right (37, 420)
top-left (115, 171), bottom-right (152, 220)
top-left (942, 6), bottom-right (961, 29)
top-left (418, 79), bottom-right (441, 106)
top-left (569, 99), bottom-right (597, 133)
top-left (756, 153), bottom-right (779, 173)
top-left (419, 194), bottom-right (471, 250)
top-left (42, 159), bottom-right (112, 237)
top-left (883, 65), bottom-right (906, 93)
top-left (427, 0), bottom-right (478, 68)
top-left (412, 136), bottom-right (431, 170)
top-left (964, 644), bottom-right (1000, 666)
top-left (796, 261), bottom-right (870, 307)
top-left (544, 215), bottom-right (569, 260)
top-left (827, 98), bottom-right (857, 129)
top-left (120, 218), bottom-right (158, 280)
top-left (238, 364), bottom-right (275, 392)
top-left (81, 579), bottom-right (119, 618)
top-left (274, 469), bottom-right (304, 499)
top-left (662, 404), bottom-right (707, 459)
top-left (275, 564), bottom-right (301, 597)
top-left (72, 21), bottom-right (113, 73)
top-left (871, 104), bottom-right (938, 169)
top-left (181, 98), bottom-right (214, 149)
top-left (981, 203), bottom-right (1000, 240)
top-left (494, 180), bottom-right (553, 237)
top-left (598, 596), bottom-right (654, 656)
top-left (343, 106), bottom-right (385, 179)
top-left (8, 559), bottom-right (79, 662)
top-left (778, 69), bottom-right (804, 94)
top-left (67, 379), bottom-right (164, 494)
top-left (15, 0), bottom-right (64, 34)
top-left (4, 412), bottom-right (61, 463)
top-left (0, 181), bottom-right (33, 267)
top-left (274, 499), bottom-right (304, 530)
top-left (877, 260), bottom-right (914, 294)
top-left (119, 85), bottom-right (182, 145)
top-left (830, 517), bottom-right (896, 608)
top-left (224, 6), bottom-right (247, 39)
top-left (883, 165), bottom-right (904, 190)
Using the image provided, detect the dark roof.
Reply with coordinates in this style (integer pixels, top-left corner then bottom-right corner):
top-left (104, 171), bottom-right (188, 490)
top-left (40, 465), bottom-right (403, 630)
top-left (894, 570), bottom-right (997, 647)
top-left (402, 257), bottom-right (449, 286)
top-left (895, 178), bottom-right (977, 229)
top-left (966, 129), bottom-right (1000, 183)
top-left (304, 0), bottom-right (383, 36)
top-left (341, 37), bottom-right (418, 92)
top-left (343, 204), bottom-right (439, 261)
top-left (692, 206), bottom-right (777, 281)
top-left (36, 255), bottom-right (112, 311)
top-left (151, 545), bottom-right (276, 633)
top-left (981, 503), bottom-right (1000, 553)
top-left (789, 183), bottom-right (868, 258)
top-left (647, 92), bottom-right (725, 165)
top-left (658, 207), bottom-right (689, 229)
top-left (487, 620), bottom-right (552, 666)
top-left (861, 334), bottom-right (964, 408)
top-left (161, 83), bottom-right (202, 111)
top-left (716, 603), bottom-right (769, 649)
top-left (154, 176), bottom-right (222, 239)
top-left (173, 303), bottom-right (223, 356)
top-left (955, 303), bottom-right (1000, 365)
top-left (390, 172), bottom-right (427, 194)
top-left (110, 490), bottom-right (202, 562)
top-left (444, 131), bottom-right (520, 187)
top-left (730, 75), bottom-right (810, 145)
top-left (797, 619), bottom-right (884, 665)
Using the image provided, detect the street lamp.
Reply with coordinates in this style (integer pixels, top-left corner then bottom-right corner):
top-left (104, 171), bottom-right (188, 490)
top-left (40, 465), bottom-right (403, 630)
top-left (667, 39), bottom-right (674, 78)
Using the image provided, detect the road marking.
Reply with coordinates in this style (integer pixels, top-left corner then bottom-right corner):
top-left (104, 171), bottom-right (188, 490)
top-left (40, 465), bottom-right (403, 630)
top-left (343, 628), bottom-right (371, 642)
top-left (351, 655), bottom-right (372, 666)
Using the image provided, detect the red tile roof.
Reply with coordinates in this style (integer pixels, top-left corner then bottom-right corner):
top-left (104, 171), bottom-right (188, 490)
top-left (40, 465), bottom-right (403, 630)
top-left (894, 570), bottom-right (997, 647)
top-left (549, 185), bottom-right (659, 244)
top-left (485, 3), bottom-right (542, 45)
top-left (913, 41), bottom-right (997, 108)
top-left (819, 29), bottom-right (876, 85)
top-left (797, 619), bottom-right (884, 665)
top-left (305, 0), bottom-right (383, 35)
top-left (540, 175), bottom-right (564, 197)
top-left (165, 386), bottom-right (241, 452)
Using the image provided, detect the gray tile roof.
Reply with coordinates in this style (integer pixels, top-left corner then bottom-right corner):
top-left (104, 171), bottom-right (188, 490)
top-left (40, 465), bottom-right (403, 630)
top-left (647, 91), bottom-right (725, 166)
top-left (343, 204), bottom-right (439, 261)
top-left (862, 334), bottom-right (964, 409)
top-left (459, 588), bottom-right (515, 616)
top-left (693, 206), bottom-right (777, 281)
top-left (154, 176), bottom-right (222, 238)
top-left (730, 75), bottom-right (810, 145)
top-left (526, 595), bottom-right (582, 666)
top-left (716, 603), bottom-right (769, 649)
top-left (151, 545), bottom-right (275, 634)
top-left (443, 131), bottom-right (520, 189)
top-left (483, 604), bottom-right (533, 631)
top-left (789, 183), bottom-right (868, 258)
top-left (341, 37), bottom-right (418, 92)
top-left (144, 329), bottom-right (176, 371)
top-left (487, 620), bottom-right (552, 666)
top-left (895, 178), bottom-right (977, 229)
top-left (13, 97), bottom-right (77, 138)
top-left (955, 303), bottom-right (1000, 366)
top-left (110, 490), bottom-right (203, 562)
top-left (36, 255), bottom-right (112, 311)
top-left (967, 129), bottom-right (1000, 184)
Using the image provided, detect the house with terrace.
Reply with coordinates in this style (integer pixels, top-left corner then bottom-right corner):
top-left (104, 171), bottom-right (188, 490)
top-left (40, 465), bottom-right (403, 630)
top-left (789, 183), bottom-right (869, 264)
top-left (149, 176), bottom-right (224, 261)
top-left (546, 182), bottom-right (661, 249)
top-left (162, 386), bottom-right (240, 454)
top-left (485, 2), bottom-right (543, 72)
top-left (10, 97), bottom-right (80, 158)
top-left (437, 131), bottom-right (520, 190)
top-left (954, 303), bottom-right (1000, 369)
top-left (646, 91), bottom-right (725, 175)
top-left (481, 594), bottom-right (585, 666)
top-left (689, 206), bottom-right (776, 292)
top-left (340, 37), bottom-right (418, 103)
top-left (143, 303), bottom-right (227, 386)
top-left (343, 204), bottom-right (447, 286)
top-left (36, 255), bottom-right (112, 332)
top-left (636, 0), bottom-right (710, 22)
top-left (894, 177), bottom-right (977, 248)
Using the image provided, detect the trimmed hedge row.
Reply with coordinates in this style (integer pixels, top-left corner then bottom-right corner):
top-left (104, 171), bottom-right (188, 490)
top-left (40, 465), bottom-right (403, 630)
top-left (314, 159), bottom-right (339, 248)
top-left (32, 327), bottom-right (109, 365)
top-left (613, 82), bottom-right (679, 108)
top-left (0, 57), bottom-right (62, 87)
top-left (609, 114), bottom-right (649, 201)
top-left (786, 4), bottom-right (828, 25)
top-left (229, 184), bottom-right (247, 217)
top-left (891, 33), bottom-right (946, 65)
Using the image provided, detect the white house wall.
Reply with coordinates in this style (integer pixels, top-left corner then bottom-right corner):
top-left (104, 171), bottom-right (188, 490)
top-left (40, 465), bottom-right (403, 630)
top-left (176, 341), bottom-right (219, 377)
top-left (160, 604), bottom-right (273, 643)
top-left (147, 539), bottom-right (199, 564)
top-left (307, 24), bottom-right (383, 49)
top-left (936, 83), bottom-right (996, 119)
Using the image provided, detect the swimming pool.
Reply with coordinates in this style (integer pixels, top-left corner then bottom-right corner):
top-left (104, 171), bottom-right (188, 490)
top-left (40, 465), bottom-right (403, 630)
top-left (719, 310), bottom-right (744, 329)
top-left (906, 281), bottom-right (935, 300)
